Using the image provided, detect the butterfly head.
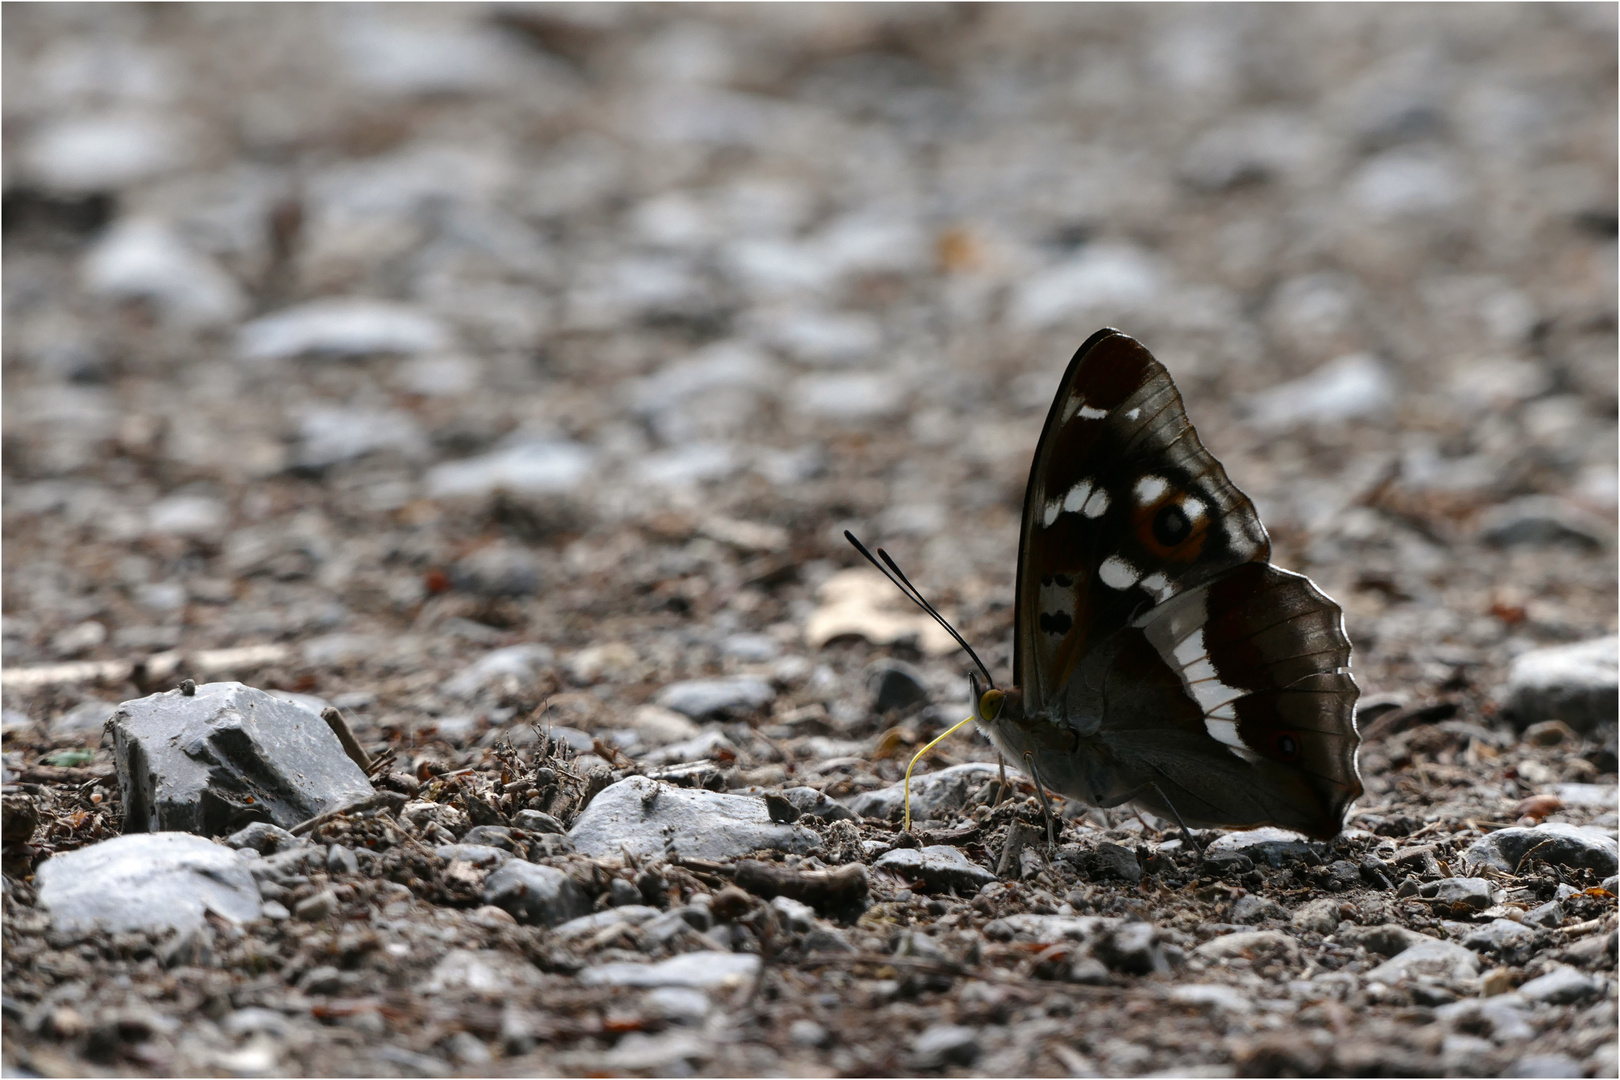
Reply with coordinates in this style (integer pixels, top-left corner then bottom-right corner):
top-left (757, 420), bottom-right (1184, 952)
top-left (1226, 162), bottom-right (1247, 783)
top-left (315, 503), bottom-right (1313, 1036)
top-left (969, 670), bottom-right (1020, 729)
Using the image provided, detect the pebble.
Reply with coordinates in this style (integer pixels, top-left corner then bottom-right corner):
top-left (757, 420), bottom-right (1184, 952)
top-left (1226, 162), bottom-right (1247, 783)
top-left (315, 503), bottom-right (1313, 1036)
top-left (1335, 923), bottom-right (1428, 957)
top-left (1517, 965), bottom-right (1604, 1005)
top-left (789, 372), bottom-right (908, 422)
top-left (568, 776), bottom-right (821, 861)
top-left (1457, 919), bottom-right (1537, 964)
top-left (1365, 938), bottom-right (1481, 983)
top-left (1077, 841), bottom-right (1143, 885)
top-left (909, 1023), bottom-right (981, 1068)
top-left (1168, 983), bottom-right (1254, 1014)
top-left (1229, 895), bottom-right (1289, 924)
top-left (844, 761), bottom-right (1001, 822)
top-left (236, 299), bottom-right (450, 362)
top-left (777, 786), bottom-right (857, 823)
top-left (1499, 636), bottom-right (1618, 734)
top-left (481, 861), bottom-right (589, 928)
top-left (983, 913), bottom-right (1113, 943)
top-left (802, 569), bottom-right (958, 655)
top-left (645, 986), bottom-right (710, 1024)
top-left (1523, 900), bottom-right (1564, 928)
top-left (433, 844), bottom-right (508, 868)
top-left (803, 927), bottom-right (856, 953)
top-left (82, 218), bottom-right (245, 327)
top-left (1097, 922), bottom-right (1170, 975)
top-left (294, 406), bottom-right (427, 470)
top-left (1243, 353), bottom-right (1396, 430)
top-left (441, 643), bottom-right (555, 699)
top-left (294, 890), bottom-right (339, 921)
top-left (1291, 897), bottom-right (1343, 935)
top-left (654, 677), bottom-right (775, 719)
top-left (49, 698), bottom-right (115, 738)
top-left (1206, 827), bottom-right (1320, 868)
top-left (1193, 930), bottom-right (1299, 964)
top-left (578, 951), bottom-right (760, 990)
top-left (1478, 495), bottom-right (1609, 549)
top-left (421, 949), bottom-right (543, 995)
top-left (788, 1019), bottom-right (830, 1048)
top-left (36, 833), bottom-right (262, 934)
top-left (145, 494), bottom-right (229, 541)
top-left (639, 729), bottom-right (737, 766)
top-left (867, 660), bottom-right (930, 713)
top-left (511, 810), bottom-right (567, 834)
top-left (873, 845), bottom-right (997, 892)
top-left (424, 439), bottom-right (595, 500)
top-left (1008, 243), bottom-right (1165, 330)
top-left (108, 681), bottom-right (374, 835)
top-left (1460, 822), bottom-right (1618, 877)
top-left (24, 111), bottom-right (190, 193)
top-left (1511, 1054), bottom-right (1583, 1078)
top-left (1420, 877), bottom-right (1499, 911)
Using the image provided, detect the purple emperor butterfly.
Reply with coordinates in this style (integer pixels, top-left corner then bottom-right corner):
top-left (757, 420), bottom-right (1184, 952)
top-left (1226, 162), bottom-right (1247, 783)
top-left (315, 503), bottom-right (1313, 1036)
top-left (853, 328), bottom-right (1361, 841)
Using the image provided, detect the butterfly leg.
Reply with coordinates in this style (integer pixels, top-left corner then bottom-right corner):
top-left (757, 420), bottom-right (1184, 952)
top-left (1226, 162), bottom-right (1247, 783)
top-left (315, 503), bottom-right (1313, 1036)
top-left (1021, 752), bottom-right (1058, 854)
top-left (1148, 781), bottom-right (1205, 861)
top-left (994, 754), bottom-right (1010, 807)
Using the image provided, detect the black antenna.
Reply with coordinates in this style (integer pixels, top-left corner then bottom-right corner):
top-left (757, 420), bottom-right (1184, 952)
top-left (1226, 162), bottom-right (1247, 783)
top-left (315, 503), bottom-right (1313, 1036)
top-left (843, 530), bottom-right (996, 689)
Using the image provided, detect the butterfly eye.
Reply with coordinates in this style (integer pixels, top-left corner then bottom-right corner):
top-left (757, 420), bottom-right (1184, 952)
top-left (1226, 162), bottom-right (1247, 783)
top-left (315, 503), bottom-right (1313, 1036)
top-left (979, 688), bottom-right (1005, 721)
top-left (1151, 503), bottom-right (1193, 547)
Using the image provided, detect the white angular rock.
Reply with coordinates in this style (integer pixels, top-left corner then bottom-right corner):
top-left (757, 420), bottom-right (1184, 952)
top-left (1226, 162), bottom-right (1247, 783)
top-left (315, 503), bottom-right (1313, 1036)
top-left (82, 219), bottom-right (245, 327)
top-left (1365, 938), bottom-right (1480, 983)
top-left (37, 833), bottom-right (261, 934)
top-left (237, 299), bottom-right (450, 362)
top-left (1499, 636), bottom-right (1618, 734)
top-left (569, 776), bottom-right (821, 861)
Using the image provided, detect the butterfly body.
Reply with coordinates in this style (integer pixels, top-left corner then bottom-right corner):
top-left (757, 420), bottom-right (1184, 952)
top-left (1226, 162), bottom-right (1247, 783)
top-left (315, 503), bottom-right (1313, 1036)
top-left (973, 329), bottom-right (1362, 841)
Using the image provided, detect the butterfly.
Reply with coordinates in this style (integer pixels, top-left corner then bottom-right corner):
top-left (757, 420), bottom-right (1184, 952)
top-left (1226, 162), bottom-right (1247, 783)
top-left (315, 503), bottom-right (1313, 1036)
top-left (850, 328), bottom-right (1362, 842)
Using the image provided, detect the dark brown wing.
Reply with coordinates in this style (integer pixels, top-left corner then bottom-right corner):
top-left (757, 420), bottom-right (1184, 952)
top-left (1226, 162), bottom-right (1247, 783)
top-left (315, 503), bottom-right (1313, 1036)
top-left (1013, 329), bottom-right (1270, 712)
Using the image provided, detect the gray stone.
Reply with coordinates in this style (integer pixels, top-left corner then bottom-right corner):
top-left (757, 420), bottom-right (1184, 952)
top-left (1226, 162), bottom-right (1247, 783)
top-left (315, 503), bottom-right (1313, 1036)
top-left (910, 1024), bottom-right (980, 1068)
top-left (294, 406), bottom-right (427, 470)
top-left (789, 372), bottom-right (908, 422)
top-left (1206, 827), bottom-right (1322, 868)
top-left (1168, 983), bottom-right (1255, 1013)
top-left (1421, 877), bottom-right (1500, 910)
top-left (441, 644), bottom-right (555, 699)
top-left (1098, 922), bottom-right (1171, 975)
top-left (422, 949), bottom-right (544, 995)
top-left (1009, 243), bottom-right (1165, 331)
top-left (803, 927), bottom-right (856, 953)
top-left (237, 299), bottom-right (449, 362)
top-left (654, 677), bottom-right (776, 719)
top-left (1603, 876), bottom-right (1619, 896)
top-left (983, 913), bottom-right (1113, 943)
top-left (1518, 965), bottom-right (1603, 1004)
top-left (844, 761), bottom-right (1001, 822)
top-left (868, 660), bottom-right (929, 713)
top-left (83, 219), bottom-right (246, 328)
top-left (108, 681), bottom-right (375, 836)
top-left (788, 1019), bottom-right (830, 1049)
top-left (1078, 841), bottom-right (1143, 884)
top-left (1230, 895), bottom-right (1289, 924)
top-left (424, 438), bottom-right (594, 500)
top-left (1511, 1054), bottom-right (1583, 1078)
top-left (50, 699), bottom-right (116, 738)
top-left (1460, 822), bottom-right (1618, 877)
top-left (874, 845), bottom-right (996, 893)
top-left (295, 890), bottom-right (339, 921)
top-left (720, 633), bottom-right (782, 662)
top-left (569, 776), bottom-right (821, 861)
top-left (579, 951), bottom-right (760, 989)
top-left (1435, 996), bottom-right (1533, 1041)
top-left (778, 786), bottom-right (856, 822)
top-left (24, 112), bottom-right (191, 194)
top-left (512, 810), bottom-right (566, 834)
top-left (1291, 897), bottom-right (1343, 935)
top-left (553, 907), bottom-right (661, 941)
top-left (462, 825), bottom-right (517, 849)
top-left (1365, 938), bottom-right (1480, 983)
top-left (326, 845), bottom-right (359, 875)
top-left (1458, 919), bottom-right (1538, 964)
top-left (435, 844), bottom-right (509, 868)
top-left (1243, 353), bottom-right (1397, 431)
top-left (450, 544), bottom-right (543, 598)
top-left (36, 833), bottom-right (261, 934)
top-left (1193, 930), bottom-right (1299, 964)
top-left (1335, 923), bottom-right (1427, 958)
top-left (482, 861), bottom-right (588, 927)
top-left (1479, 496), bottom-right (1608, 549)
top-left (639, 729), bottom-right (737, 766)
top-left (1499, 637), bottom-right (1618, 734)
top-left (1523, 900), bottom-right (1564, 928)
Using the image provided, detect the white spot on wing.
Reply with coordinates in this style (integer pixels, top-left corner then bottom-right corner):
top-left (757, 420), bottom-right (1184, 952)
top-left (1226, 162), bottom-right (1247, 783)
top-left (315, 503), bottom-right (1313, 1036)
top-left (1204, 718), bottom-right (1245, 749)
top-left (1189, 675), bottom-right (1245, 713)
top-left (1124, 407), bottom-right (1141, 421)
top-left (1063, 479), bottom-right (1093, 513)
top-left (1098, 555), bottom-right (1139, 590)
top-left (1172, 630), bottom-right (1206, 667)
top-left (1081, 489), bottom-right (1110, 518)
top-left (1138, 570), bottom-right (1172, 600)
top-left (1182, 497), bottom-right (1207, 523)
top-left (1043, 499), bottom-right (1062, 526)
top-left (1134, 475), bottom-right (1169, 505)
top-left (1077, 405), bottom-right (1107, 420)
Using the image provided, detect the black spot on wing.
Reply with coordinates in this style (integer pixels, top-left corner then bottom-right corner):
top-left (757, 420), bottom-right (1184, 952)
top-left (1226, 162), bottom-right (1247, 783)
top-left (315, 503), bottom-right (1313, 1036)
top-left (1039, 610), bottom-right (1073, 636)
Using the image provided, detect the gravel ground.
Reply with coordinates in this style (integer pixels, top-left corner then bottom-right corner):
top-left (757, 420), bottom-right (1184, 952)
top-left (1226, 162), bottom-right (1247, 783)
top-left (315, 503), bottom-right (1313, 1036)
top-left (2, 4), bottom-right (1617, 1077)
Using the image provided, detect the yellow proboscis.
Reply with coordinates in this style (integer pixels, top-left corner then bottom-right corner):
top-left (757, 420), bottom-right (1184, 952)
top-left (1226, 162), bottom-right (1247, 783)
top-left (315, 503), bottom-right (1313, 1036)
top-left (903, 714), bottom-right (977, 832)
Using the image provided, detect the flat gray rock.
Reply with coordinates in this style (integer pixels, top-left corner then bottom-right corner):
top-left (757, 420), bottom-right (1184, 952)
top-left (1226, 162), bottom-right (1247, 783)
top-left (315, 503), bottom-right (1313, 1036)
top-left (481, 861), bottom-right (588, 927)
top-left (1499, 636), bottom-right (1618, 734)
top-left (578, 951), bottom-right (760, 989)
top-left (874, 845), bottom-right (996, 892)
top-left (1421, 877), bottom-right (1500, 910)
top-left (1518, 965), bottom-right (1604, 1004)
top-left (109, 681), bottom-right (375, 836)
top-left (1365, 937), bottom-right (1480, 983)
top-left (36, 833), bottom-right (261, 934)
top-left (1207, 827), bottom-right (1322, 868)
top-left (236, 298), bottom-right (450, 362)
top-left (1460, 822), bottom-right (1618, 877)
top-left (654, 677), bottom-right (776, 719)
top-left (569, 776), bottom-right (821, 861)
top-left (844, 761), bottom-right (1001, 822)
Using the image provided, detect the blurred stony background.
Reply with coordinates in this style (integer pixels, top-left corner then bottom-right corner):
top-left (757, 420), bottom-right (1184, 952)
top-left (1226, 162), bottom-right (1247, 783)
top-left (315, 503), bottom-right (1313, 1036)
top-left (2, 4), bottom-right (1616, 1077)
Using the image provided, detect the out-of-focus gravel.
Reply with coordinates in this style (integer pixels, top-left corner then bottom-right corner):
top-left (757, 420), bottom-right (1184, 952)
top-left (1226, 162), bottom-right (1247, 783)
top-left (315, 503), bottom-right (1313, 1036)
top-left (2, 5), bottom-right (1615, 1077)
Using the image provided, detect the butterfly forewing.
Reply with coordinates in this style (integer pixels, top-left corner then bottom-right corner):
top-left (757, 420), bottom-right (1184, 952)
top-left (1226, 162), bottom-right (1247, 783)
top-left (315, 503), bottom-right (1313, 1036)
top-left (1015, 330), bottom-right (1270, 710)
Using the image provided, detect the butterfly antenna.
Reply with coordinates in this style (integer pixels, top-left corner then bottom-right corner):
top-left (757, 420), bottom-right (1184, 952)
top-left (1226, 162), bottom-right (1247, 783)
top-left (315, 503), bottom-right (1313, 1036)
top-left (843, 530), bottom-right (995, 689)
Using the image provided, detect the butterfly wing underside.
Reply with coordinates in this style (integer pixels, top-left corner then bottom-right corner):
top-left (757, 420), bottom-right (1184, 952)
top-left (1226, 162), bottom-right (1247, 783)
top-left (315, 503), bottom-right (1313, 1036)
top-left (1013, 328), bottom-right (1361, 839)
